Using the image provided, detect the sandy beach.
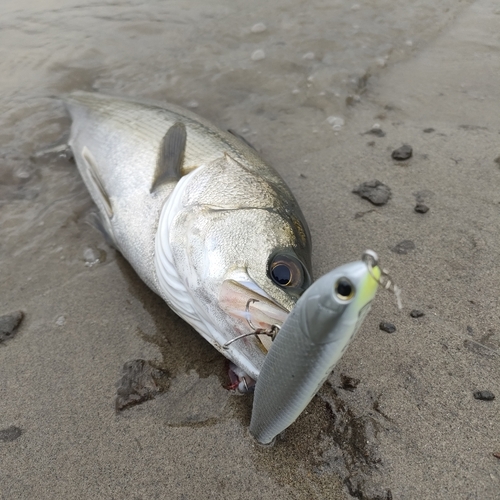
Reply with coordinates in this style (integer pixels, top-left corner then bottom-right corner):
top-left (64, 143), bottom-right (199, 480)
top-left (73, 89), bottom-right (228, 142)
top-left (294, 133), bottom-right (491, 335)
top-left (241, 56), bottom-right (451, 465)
top-left (1, 1), bottom-right (499, 498)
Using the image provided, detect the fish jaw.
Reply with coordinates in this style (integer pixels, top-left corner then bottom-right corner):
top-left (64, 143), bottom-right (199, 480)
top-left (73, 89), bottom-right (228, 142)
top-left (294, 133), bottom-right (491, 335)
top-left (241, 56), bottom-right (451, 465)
top-left (219, 276), bottom-right (290, 332)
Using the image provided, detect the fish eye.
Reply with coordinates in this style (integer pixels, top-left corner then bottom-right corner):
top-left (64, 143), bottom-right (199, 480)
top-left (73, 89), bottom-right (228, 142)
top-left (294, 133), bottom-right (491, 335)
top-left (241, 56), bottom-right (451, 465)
top-left (269, 255), bottom-right (304, 288)
top-left (335, 277), bottom-right (355, 300)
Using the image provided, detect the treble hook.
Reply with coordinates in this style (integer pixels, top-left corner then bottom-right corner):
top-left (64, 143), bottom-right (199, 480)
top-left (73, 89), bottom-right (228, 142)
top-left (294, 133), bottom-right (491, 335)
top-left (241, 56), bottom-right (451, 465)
top-left (362, 250), bottom-right (402, 310)
top-left (245, 298), bottom-right (259, 331)
top-left (222, 298), bottom-right (281, 349)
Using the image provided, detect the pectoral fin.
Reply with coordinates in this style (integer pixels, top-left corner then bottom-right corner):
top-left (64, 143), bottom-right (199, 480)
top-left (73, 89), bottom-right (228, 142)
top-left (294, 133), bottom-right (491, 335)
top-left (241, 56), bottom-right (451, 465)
top-left (152, 122), bottom-right (187, 191)
top-left (84, 210), bottom-right (118, 249)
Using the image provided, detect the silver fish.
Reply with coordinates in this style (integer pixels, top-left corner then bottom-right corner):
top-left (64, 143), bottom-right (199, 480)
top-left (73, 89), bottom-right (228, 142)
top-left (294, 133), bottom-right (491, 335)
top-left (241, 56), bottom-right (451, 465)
top-left (250, 252), bottom-right (381, 445)
top-left (64, 91), bottom-right (312, 381)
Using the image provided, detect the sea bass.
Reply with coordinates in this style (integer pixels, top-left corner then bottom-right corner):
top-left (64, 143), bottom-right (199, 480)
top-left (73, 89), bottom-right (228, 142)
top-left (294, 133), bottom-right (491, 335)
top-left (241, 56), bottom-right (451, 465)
top-left (250, 251), bottom-right (381, 444)
top-left (64, 91), bottom-right (312, 380)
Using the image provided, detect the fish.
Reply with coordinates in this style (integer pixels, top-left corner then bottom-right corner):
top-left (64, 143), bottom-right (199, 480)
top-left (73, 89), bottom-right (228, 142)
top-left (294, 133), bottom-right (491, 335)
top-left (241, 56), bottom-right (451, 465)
top-left (249, 251), bottom-right (381, 445)
top-left (64, 91), bottom-right (312, 381)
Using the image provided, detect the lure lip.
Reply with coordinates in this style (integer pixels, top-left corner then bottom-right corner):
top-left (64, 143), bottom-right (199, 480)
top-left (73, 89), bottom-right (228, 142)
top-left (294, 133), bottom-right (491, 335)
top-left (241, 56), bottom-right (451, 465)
top-left (301, 257), bottom-right (380, 345)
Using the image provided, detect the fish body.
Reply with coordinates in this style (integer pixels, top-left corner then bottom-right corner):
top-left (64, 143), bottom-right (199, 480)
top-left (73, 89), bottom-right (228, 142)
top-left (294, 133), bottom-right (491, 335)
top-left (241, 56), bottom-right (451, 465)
top-left (250, 254), bottom-right (380, 444)
top-left (65, 91), bottom-right (312, 380)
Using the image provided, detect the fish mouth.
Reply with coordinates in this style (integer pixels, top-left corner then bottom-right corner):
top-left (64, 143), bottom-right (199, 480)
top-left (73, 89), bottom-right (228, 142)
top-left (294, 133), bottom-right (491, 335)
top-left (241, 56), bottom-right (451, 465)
top-left (219, 274), bottom-right (290, 340)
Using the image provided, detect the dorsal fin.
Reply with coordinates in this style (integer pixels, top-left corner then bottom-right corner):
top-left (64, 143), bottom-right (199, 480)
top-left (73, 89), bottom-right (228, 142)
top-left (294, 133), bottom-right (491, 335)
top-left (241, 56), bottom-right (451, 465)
top-left (152, 122), bottom-right (187, 192)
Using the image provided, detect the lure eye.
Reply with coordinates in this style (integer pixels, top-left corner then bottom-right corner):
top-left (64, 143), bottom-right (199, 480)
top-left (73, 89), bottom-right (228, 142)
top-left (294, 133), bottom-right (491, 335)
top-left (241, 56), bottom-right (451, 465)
top-left (269, 255), bottom-right (304, 288)
top-left (335, 277), bottom-right (355, 300)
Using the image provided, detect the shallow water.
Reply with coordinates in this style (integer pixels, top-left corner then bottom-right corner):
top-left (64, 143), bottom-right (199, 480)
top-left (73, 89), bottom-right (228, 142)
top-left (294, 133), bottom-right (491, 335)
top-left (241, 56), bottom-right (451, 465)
top-left (2, 1), bottom-right (500, 499)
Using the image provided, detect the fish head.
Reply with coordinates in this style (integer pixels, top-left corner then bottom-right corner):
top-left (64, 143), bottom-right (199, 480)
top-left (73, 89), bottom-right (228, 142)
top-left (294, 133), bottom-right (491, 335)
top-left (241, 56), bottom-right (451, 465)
top-left (169, 154), bottom-right (313, 341)
top-left (217, 210), bottom-right (313, 332)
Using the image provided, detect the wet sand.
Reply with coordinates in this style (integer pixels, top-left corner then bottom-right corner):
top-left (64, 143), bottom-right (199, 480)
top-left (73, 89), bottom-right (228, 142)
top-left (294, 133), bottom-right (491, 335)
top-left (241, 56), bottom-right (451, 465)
top-left (1, 1), bottom-right (499, 498)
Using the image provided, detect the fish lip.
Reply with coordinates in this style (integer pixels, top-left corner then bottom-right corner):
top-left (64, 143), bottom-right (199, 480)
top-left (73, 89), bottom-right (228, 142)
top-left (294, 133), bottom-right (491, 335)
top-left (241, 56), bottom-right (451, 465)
top-left (219, 274), bottom-right (290, 330)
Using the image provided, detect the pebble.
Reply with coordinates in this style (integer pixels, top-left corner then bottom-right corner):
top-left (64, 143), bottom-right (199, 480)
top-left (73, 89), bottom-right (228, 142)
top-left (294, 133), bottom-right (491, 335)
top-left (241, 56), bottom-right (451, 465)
top-left (250, 22), bottom-right (267, 33)
top-left (340, 374), bottom-right (360, 391)
top-left (379, 322), bottom-right (396, 333)
top-left (0, 426), bottom-right (23, 442)
top-left (115, 359), bottom-right (170, 411)
top-left (391, 240), bottom-right (415, 255)
top-left (55, 316), bottom-right (66, 327)
top-left (14, 164), bottom-right (34, 180)
top-left (493, 452), bottom-right (500, 460)
top-left (365, 127), bottom-right (386, 137)
top-left (473, 390), bottom-right (495, 401)
top-left (345, 94), bottom-right (361, 106)
top-left (392, 144), bottom-right (413, 161)
top-left (414, 203), bottom-right (429, 213)
top-left (494, 156), bottom-right (500, 165)
top-left (302, 52), bottom-right (315, 60)
top-left (423, 128), bottom-right (435, 133)
top-left (410, 310), bottom-right (425, 318)
top-left (83, 247), bottom-right (100, 267)
top-left (251, 49), bottom-right (266, 61)
top-left (327, 115), bottom-right (345, 130)
top-left (0, 311), bottom-right (24, 343)
top-left (186, 99), bottom-right (199, 109)
top-left (352, 179), bottom-right (391, 206)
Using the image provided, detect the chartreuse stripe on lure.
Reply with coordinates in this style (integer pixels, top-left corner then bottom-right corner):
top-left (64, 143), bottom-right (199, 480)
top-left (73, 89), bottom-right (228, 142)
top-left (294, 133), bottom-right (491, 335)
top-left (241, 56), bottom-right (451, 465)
top-left (250, 252), bottom-right (381, 445)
